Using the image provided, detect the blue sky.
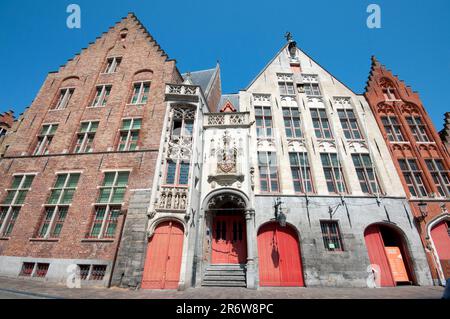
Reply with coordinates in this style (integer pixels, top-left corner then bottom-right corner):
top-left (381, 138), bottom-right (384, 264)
top-left (0, 0), bottom-right (449, 129)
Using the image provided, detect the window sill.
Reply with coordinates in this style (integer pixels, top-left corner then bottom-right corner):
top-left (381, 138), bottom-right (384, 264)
top-left (29, 238), bottom-right (59, 243)
top-left (126, 103), bottom-right (147, 107)
top-left (86, 106), bottom-right (106, 109)
top-left (81, 238), bottom-right (115, 243)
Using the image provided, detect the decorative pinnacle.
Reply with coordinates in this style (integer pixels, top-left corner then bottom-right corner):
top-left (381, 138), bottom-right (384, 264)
top-left (285, 31), bottom-right (293, 43)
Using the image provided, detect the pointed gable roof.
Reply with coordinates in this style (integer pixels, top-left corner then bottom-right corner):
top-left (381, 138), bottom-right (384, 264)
top-left (52, 12), bottom-right (174, 73)
top-left (218, 94), bottom-right (240, 112)
top-left (245, 41), bottom-right (358, 95)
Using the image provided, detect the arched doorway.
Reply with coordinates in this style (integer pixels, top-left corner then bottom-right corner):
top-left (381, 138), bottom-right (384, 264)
top-left (364, 224), bottom-right (416, 287)
top-left (208, 194), bottom-right (247, 264)
top-left (141, 220), bottom-right (184, 289)
top-left (257, 222), bottom-right (304, 287)
top-left (430, 219), bottom-right (450, 280)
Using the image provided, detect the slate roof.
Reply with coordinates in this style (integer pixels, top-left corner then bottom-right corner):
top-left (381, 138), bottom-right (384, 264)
top-left (182, 68), bottom-right (217, 96)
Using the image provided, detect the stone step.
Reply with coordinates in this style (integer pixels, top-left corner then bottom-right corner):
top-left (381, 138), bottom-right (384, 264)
top-left (202, 281), bottom-right (247, 287)
top-left (204, 271), bottom-right (245, 277)
top-left (203, 275), bottom-right (246, 281)
top-left (205, 265), bottom-right (246, 271)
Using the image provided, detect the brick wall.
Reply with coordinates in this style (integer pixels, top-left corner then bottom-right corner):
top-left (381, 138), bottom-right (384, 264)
top-left (0, 13), bottom-right (181, 283)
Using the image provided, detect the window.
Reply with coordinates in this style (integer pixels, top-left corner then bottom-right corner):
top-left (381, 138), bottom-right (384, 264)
top-left (0, 175), bottom-right (34, 237)
top-left (88, 171), bottom-right (129, 239)
top-left (338, 109), bottom-right (362, 140)
top-left (91, 85), bottom-right (111, 107)
top-left (381, 116), bottom-right (404, 142)
top-left (77, 264), bottom-right (107, 280)
top-left (383, 87), bottom-right (399, 101)
top-left (304, 83), bottom-right (321, 96)
top-left (321, 153), bottom-right (346, 194)
top-left (311, 109), bottom-right (333, 139)
top-left (37, 173), bottom-right (80, 239)
top-left (255, 106), bottom-right (273, 137)
top-left (352, 154), bottom-right (380, 194)
top-left (320, 221), bottom-right (344, 251)
top-left (73, 121), bottom-right (98, 153)
top-left (398, 159), bottom-right (428, 197)
top-left (79, 265), bottom-right (91, 280)
top-left (104, 57), bottom-right (122, 74)
top-left (33, 124), bottom-right (58, 155)
top-left (130, 82), bottom-right (150, 105)
top-left (283, 107), bottom-right (302, 138)
top-left (53, 88), bottom-right (74, 110)
top-left (406, 116), bottom-right (430, 142)
top-left (19, 262), bottom-right (35, 277)
top-left (0, 128), bottom-right (6, 137)
top-left (91, 265), bottom-right (107, 280)
top-left (289, 152), bottom-right (313, 193)
top-left (165, 160), bottom-right (190, 186)
top-left (117, 118), bottom-right (141, 151)
top-left (172, 119), bottom-right (194, 137)
top-left (258, 152), bottom-right (279, 193)
top-left (34, 263), bottom-right (50, 278)
top-left (425, 159), bottom-right (450, 197)
top-left (278, 81), bottom-right (295, 95)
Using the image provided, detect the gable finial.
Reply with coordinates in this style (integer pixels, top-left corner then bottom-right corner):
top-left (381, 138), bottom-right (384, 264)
top-left (285, 31), bottom-right (293, 43)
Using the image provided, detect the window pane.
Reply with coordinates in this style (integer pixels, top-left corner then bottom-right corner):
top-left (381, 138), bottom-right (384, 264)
top-left (54, 175), bottom-right (67, 188)
top-left (67, 174), bottom-right (80, 188)
top-left (116, 172), bottom-right (130, 187)
top-left (48, 189), bottom-right (62, 204)
top-left (103, 173), bottom-right (116, 187)
top-left (111, 187), bottom-right (126, 203)
top-left (98, 188), bottom-right (112, 203)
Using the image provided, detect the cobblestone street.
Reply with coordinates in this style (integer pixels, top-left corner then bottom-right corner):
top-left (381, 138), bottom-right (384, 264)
top-left (0, 277), bottom-right (445, 299)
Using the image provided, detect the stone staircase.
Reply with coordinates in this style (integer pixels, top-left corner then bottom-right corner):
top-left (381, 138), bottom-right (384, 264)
top-left (202, 264), bottom-right (247, 287)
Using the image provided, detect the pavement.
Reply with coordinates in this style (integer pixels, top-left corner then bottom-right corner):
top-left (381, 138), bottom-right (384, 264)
top-left (0, 276), bottom-right (445, 299)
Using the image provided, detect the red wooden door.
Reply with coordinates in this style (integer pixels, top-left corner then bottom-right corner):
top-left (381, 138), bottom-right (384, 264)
top-left (258, 223), bottom-right (304, 287)
top-left (212, 215), bottom-right (247, 264)
top-left (141, 221), bottom-right (184, 289)
top-left (431, 221), bottom-right (450, 278)
top-left (364, 225), bottom-right (395, 287)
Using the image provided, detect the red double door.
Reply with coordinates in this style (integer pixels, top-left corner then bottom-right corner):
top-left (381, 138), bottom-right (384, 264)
top-left (141, 221), bottom-right (184, 289)
top-left (257, 223), bottom-right (304, 287)
top-left (364, 224), bottom-right (411, 287)
top-left (212, 215), bottom-right (247, 264)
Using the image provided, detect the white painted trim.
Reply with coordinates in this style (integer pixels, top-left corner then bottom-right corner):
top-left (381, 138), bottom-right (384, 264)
top-left (426, 213), bottom-right (450, 286)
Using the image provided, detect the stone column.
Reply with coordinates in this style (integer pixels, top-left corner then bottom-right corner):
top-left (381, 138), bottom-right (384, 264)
top-left (245, 209), bottom-right (256, 289)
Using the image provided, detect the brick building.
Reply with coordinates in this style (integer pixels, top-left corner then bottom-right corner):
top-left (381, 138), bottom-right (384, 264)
top-left (0, 110), bottom-right (15, 157)
top-left (365, 57), bottom-right (450, 285)
top-left (0, 13), bottom-right (183, 286)
top-left (440, 112), bottom-right (450, 152)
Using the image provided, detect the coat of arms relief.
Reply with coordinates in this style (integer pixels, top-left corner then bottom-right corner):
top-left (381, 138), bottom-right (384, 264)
top-left (208, 130), bottom-right (244, 187)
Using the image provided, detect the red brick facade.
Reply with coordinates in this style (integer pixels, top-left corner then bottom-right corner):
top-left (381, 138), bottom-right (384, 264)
top-left (365, 57), bottom-right (450, 284)
top-left (0, 13), bottom-right (182, 284)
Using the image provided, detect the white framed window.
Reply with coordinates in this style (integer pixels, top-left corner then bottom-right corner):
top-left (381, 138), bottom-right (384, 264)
top-left (283, 107), bottom-right (302, 138)
top-left (91, 85), bottom-right (111, 107)
top-left (398, 159), bottom-right (428, 197)
top-left (33, 124), bottom-right (58, 155)
top-left (73, 121), bottom-right (98, 153)
top-left (258, 152), bottom-right (280, 193)
top-left (406, 116), bottom-right (430, 142)
top-left (255, 106), bottom-right (273, 137)
top-left (338, 109), bottom-right (362, 140)
top-left (381, 116), bottom-right (405, 142)
top-left (103, 57), bottom-right (122, 74)
top-left (130, 82), bottom-right (150, 105)
top-left (352, 154), bottom-right (380, 195)
top-left (321, 153), bottom-right (347, 194)
top-left (53, 88), bottom-right (74, 110)
top-left (37, 173), bottom-right (80, 239)
top-left (88, 171), bottom-right (129, 239)
top-left (304, 83), bottom-right (321, 96)
top-left (0, 174), bottom-right (35, 237)
top-left (425, 159), bottom-right (450, 197)
top-left (117, 118), bottom-right (141, 151)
